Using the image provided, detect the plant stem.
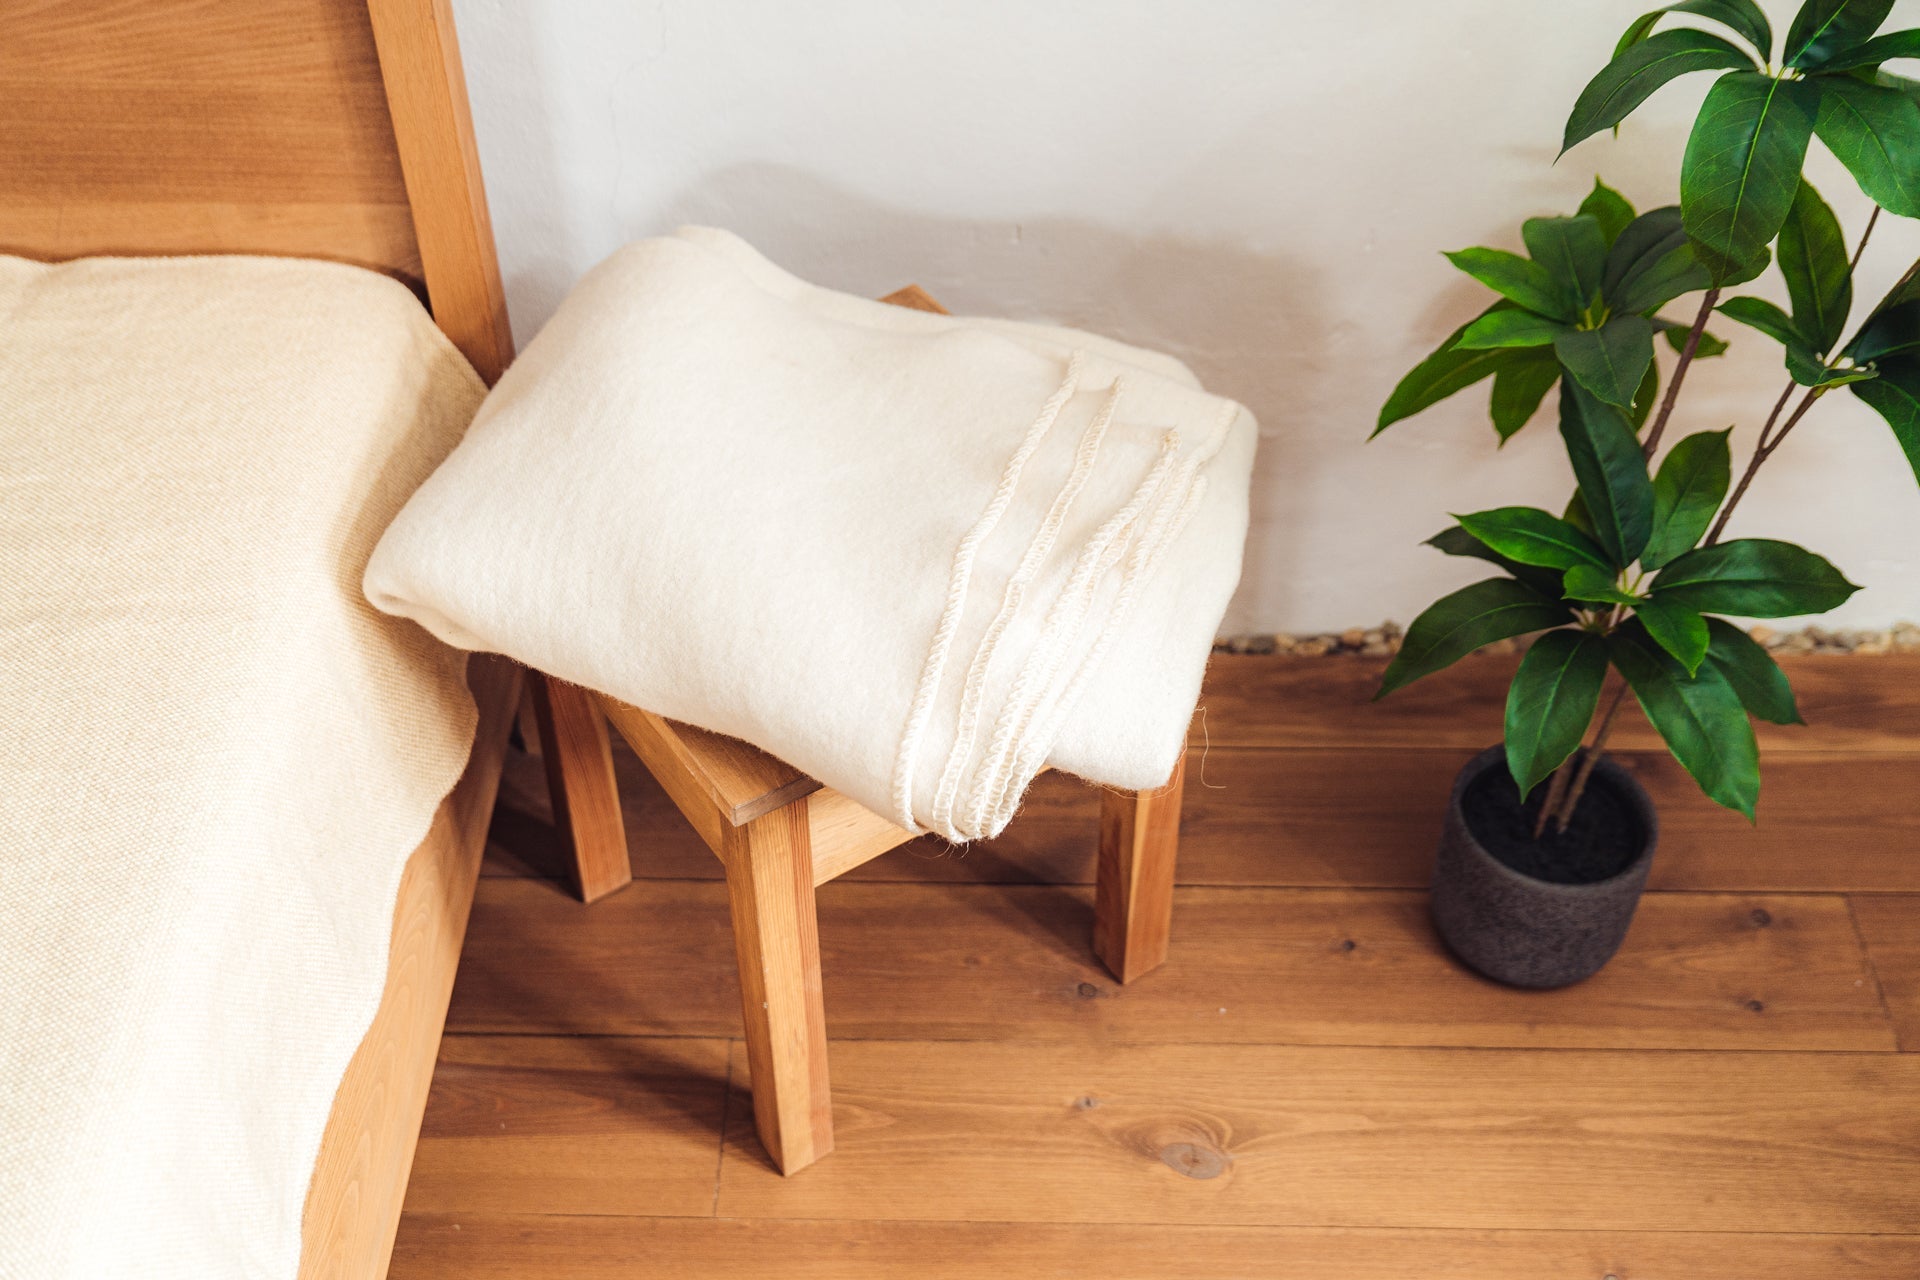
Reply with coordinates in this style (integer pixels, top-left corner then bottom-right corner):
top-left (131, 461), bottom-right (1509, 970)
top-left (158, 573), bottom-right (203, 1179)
top-left (1551, 680), bottom-right (1631, 835)
top-left (1696, 212), bottom-right (1887, 549)
top-left (1532, 752), bottom-right (1576, 840)
top-left (1642, 287), bottom-right (1721, 460)
top-left (1849, 206), bottom-right (1882, 278)
top-left (1705, 384), bottom-right (1823, 546)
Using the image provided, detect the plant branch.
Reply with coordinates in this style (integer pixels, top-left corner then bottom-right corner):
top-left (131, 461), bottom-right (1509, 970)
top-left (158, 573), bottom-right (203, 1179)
top-left (1532, 752), bottom-right (1576, 840)
top-left (1697, 211), bottom-right (1887, 550)
top-left (1705, 384), bottom-right (1823, 546)
top-left (1552, 679), bottom-right (1631, 835)
top-left (1849, 206), bottom-right (1881, 278)
top-left (1642, 287), bottom-right (1721, 460)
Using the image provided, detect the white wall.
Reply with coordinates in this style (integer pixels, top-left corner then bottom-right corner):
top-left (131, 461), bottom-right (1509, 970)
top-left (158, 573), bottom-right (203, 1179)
top-left (451, 0), bottom-right (1920, 633)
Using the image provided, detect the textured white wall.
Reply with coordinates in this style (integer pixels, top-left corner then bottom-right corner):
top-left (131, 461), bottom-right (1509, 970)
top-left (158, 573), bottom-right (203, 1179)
top-left (451, 0), bottom-right (1920, 632)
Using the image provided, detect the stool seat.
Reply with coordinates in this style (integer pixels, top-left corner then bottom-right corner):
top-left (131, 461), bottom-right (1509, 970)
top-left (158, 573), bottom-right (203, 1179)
top-left (529, 283), bottom-right (1191, 1177)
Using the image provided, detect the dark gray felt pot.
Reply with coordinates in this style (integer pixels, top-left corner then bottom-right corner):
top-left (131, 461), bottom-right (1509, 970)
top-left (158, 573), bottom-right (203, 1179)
top-left (1431, 745), bottom-right (1659, 989)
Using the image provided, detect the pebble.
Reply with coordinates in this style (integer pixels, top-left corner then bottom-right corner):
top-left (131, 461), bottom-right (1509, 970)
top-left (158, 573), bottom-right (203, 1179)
top-left (1213, 620), bottom-right (1920, 658)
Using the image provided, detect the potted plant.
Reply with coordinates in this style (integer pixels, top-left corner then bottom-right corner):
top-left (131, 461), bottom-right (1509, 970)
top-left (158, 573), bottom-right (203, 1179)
top-left (1373, 0), bottom-right (1920, 988)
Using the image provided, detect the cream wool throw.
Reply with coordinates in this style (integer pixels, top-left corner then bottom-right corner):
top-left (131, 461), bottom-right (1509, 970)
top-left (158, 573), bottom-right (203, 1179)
top-left (367, 227), bottom-right (1256, 839)
top-left (0, 255), bottom-right (483, 1279)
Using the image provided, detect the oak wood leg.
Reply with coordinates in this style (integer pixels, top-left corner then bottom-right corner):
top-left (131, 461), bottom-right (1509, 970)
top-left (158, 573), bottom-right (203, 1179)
top-left (717, 799), bottom-right (833, 1175)
top-left (528, 673), bottom-right (633, 904)
top-left (1093, 753), bottom-right (1186, 984)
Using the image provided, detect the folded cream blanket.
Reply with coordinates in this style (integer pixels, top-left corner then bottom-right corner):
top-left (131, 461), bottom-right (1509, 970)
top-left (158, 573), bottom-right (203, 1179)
top-left (367, 228), bottom-right (1255, 839)
top-left (0, 254), bottom-right (482, 1279)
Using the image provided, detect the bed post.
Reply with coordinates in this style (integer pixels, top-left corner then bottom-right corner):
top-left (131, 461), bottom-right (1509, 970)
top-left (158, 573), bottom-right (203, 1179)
top-left (365, 0), bottom-right (515, 385)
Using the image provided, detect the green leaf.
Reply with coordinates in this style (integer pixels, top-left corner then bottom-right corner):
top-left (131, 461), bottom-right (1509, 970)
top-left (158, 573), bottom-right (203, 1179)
top-left (1631, 359), bottom-right (1662, 433)
top-left (1635, 595), bottom-right (1712, 673)
top-left (1612, 239), bottom-right (1715, 315)
top-left (1376, 305), bottom-right (1515, 435)
top-left (1377, 578), bottom-right (1572, 698)
top-left (1489, 349), bottom-right (1563, 442)
top-left (1425, 526), bottom-right (1569, 600)
top-left (1848, 261), bottom-right (1920, 364)
top-left (1847, 298), bottom-right (1920, 363)
top-left (1559, 380), bottom-right (1656, 566)
top-left (1643, 428), bottom-right (1732, 570)
top-left (1793, 357), bottom-right (1877, 388)
top-left (1812, 76), bottom-right (1920, 218)
top-left (1564, 28), bottom-right (1759, 153)
top-left (1850, 353), bottom-right (1920, 485)
top-left (1554, 315), bottom-right (1656, 408)
top-left (1655, 315), bottom-right (1730, 356)
top-left (1786, 338), bottom-right (1837, 385)
top-left (1504, 630), bottom-right (1611, 801)
top-left (1456, 309), bottom-right (1570, 349)
top-left (1617, 9), bottom-right (1668, 55)
top-left (1704, 617), bottom-right (1804, 724)
top-left (1811, 26), bottom-right (1920, 71)
top-left (1784, 0), bottom-right (1895, 68)
top-left (1778, 180), bottom-right (1852, 354)
top-left (1523, 216), bottom-right (1610, 312)
top-left (1444, 247), bottom-right (1575, 321)
top-left (1653, 537), bottom-right (1863, 616)
top-left (1619, 2), bottom-right (1775, 58)
top-left (1602, 206), bottom-right (1685, 299)
top-left (1456, 506), bottom-right (1614, 571)
top-left (1718, 295), bottom-right (1805, 347)
top-left (1577, 179), bottom-right (1638, 247)
top-left (1563, 563), bottom-right (1642, 604)
top-left (1682, 73), bottom-right (1820, 284)
top-left (1610, 627), bottom-right (1760, 820)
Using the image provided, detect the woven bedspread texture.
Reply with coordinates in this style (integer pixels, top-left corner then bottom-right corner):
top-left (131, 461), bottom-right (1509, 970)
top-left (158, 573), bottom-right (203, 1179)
top-left (367, 227), bottom-right (1256, 840)
top-left (0, 255), bottom-right (484, 1279)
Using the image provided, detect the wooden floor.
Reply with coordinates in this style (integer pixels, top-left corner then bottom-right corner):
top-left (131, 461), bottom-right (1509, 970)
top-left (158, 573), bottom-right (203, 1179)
top-left (390, 652), bottom-right (1920, 1279)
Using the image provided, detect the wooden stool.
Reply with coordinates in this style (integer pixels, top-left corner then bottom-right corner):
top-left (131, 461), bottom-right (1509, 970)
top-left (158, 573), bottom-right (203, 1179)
top-left (530, 286), bottom-right (1188, 1176)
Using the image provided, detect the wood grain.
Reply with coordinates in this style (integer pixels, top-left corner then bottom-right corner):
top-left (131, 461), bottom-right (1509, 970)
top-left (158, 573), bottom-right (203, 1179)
top-left (448, 878), bottom-right (1891, 1051)
top-left (0, 0), bottom-right (423, 283)
top-left (365, 0), bottom-right (513, 381)
top-left (718, 802), bottom-right (835, 1174)
top-left (1196, 653), bottom-right (1920, 752)
top-left (401, 1035), bottom-right (729, 1217)
top-left (1094, 756), bottom-right (1185, 983)
top-left (530, 678), bottom-right (632, 903)
top-left (598, 697), bottom-right (815, 841)
top-left (716, 1039), bottom-right (1920, 1232)
top-left (300, 654), bottom-right (519, 1279)
top-left (1851, 894), bottom-right (1920, 1052)
top-left (491, 645), bottom-right (1920, 894)
top-left (391, 1214), bottom-right (1920, 1280)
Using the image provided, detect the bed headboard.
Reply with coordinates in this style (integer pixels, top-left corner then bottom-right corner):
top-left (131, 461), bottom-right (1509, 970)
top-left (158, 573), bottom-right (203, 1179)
top-left (0, 0), bottom-right (514, 384)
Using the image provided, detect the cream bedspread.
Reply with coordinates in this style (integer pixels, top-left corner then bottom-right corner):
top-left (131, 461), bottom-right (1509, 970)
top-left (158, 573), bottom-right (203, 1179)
top-left (0, 255), bottom-right (484, 1279)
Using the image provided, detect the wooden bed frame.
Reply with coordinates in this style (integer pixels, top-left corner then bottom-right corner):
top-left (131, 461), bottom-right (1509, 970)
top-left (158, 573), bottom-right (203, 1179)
top-left (3, 2), bottom-right (516, 1275)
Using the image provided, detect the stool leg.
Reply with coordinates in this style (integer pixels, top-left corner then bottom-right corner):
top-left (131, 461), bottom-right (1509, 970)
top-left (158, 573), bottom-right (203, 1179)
top-left (1093, 753), bottom-right (1186, 984)
top-left (718, 799), bottom-right (834, 1175)
top-left (529, 674), bottom-right (633, 903)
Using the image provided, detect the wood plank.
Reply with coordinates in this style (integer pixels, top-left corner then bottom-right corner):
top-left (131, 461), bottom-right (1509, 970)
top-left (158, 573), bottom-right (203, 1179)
top-left (529, 677), bottom-right (632, 903)
top-left (1195, 653), bottom-right (1920, 753)
top-left (1094, 755), bottom-right (1184, 983)
top-left (0, 0), bottom-right (425, 285)
top-left (401, 1035), bottom-right (729, 1217)
top-left (448, 878), bottom-right (1891, 1051)
top-left (716, 801), bottom-right (835, 1174)
top-left (805, 787), bottom-right (916, 885)
top-left (300, 654), bottom-right (519, 1280)
top-left (488, 741), bottom-right (1920, 893)
top-left (715, 1040), bottom-right (1920, 1232)
top-left (1852, 895), bottom-right (1920, 1052)
top-left (391, 1213), bottom-right (1920, 1280)
top-left (366, 0), bottom-right (515, 382)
